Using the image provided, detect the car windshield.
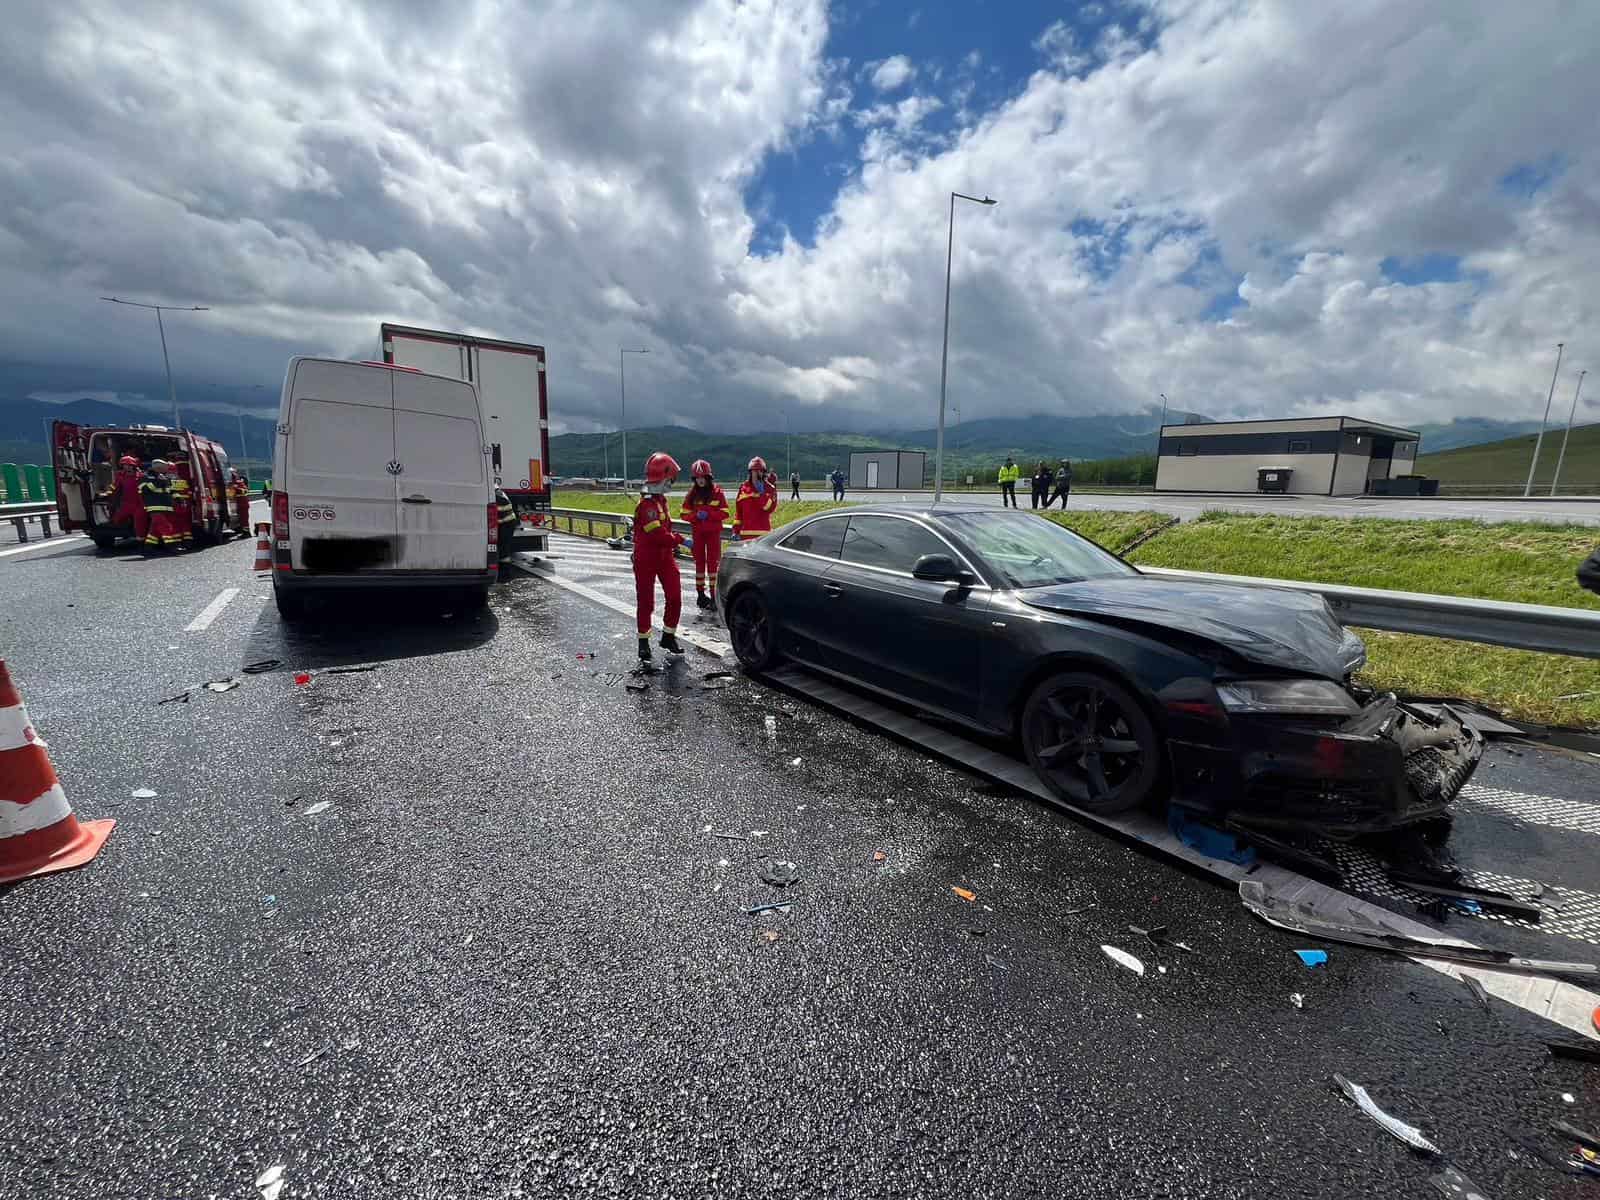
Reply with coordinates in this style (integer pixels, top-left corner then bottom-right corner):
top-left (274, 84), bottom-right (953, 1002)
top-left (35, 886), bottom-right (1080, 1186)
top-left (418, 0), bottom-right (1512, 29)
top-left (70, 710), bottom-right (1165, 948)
top-left (942, 511), bottom-right (1137, 589)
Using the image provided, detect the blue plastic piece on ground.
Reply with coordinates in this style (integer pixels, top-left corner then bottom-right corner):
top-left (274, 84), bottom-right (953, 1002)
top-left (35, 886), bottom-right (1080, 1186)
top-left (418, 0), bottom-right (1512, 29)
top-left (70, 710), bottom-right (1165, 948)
top-left (1167, 807), bottom-right (1256, 867)
top-left (1295, 949), bottom-right (1328, 967)
top-left (1446, 898), bottom-right (1483, 915)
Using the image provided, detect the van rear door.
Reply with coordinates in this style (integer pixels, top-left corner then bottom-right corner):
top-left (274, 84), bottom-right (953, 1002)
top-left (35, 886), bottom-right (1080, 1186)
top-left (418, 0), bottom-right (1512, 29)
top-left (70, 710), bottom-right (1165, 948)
top-left (284, 361), bottom-right (397, 571)
top-left (392, 371), bottom-right (488, 571)
top-left (51, 420), bottom-right (91, 529)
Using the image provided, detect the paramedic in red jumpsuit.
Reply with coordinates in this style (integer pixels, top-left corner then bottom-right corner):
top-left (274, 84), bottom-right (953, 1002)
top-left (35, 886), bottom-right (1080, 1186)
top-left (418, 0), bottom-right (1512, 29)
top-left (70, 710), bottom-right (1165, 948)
top-left (108, 455), bottom-right (147, 542)
top-left (731, 456), bottom-right (779, 540)
top-left (633, 452), bottom-right (687, 663)
top-left (679, 458), bottom-right (729, 610)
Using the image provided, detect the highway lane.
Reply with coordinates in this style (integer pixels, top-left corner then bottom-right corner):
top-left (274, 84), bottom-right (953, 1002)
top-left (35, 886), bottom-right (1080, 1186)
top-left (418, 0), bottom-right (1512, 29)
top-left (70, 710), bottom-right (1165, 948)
top-left (795, 487), bottom-right (1600, 525)
top-left (3, 533), bottom-right (1599, 1198)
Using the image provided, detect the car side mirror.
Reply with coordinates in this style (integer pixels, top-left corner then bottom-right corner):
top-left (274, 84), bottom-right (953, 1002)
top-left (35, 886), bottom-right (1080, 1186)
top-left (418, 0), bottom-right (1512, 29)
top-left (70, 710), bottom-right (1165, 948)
top-left (913, 553), bottom-right (976, 588)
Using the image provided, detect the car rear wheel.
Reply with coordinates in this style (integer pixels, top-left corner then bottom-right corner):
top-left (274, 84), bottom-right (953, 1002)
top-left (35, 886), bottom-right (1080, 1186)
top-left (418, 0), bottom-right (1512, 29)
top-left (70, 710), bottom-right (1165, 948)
top-left (728, 589), bottom-right (779, 671)
top-left (1021, 671), bottom-right (1162, 814)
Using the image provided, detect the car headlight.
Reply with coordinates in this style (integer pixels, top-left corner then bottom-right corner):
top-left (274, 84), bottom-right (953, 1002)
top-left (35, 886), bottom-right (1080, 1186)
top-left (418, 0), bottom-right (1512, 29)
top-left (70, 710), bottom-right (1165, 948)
top-left (1215, 678), bottom-right (1361, 716)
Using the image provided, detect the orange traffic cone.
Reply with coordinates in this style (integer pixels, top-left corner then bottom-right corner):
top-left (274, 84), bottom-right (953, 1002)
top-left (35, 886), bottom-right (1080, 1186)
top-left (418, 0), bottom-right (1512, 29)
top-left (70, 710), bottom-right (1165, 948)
top-left (0, 660), bottom-right (114, 884)
top-left (253, 523), bottom-right (272, 572)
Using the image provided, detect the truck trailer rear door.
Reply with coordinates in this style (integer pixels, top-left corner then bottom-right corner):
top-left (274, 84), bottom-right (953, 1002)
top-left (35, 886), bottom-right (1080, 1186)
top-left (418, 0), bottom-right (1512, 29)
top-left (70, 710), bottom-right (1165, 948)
top-left (51, 420), bottom-right (91, 530)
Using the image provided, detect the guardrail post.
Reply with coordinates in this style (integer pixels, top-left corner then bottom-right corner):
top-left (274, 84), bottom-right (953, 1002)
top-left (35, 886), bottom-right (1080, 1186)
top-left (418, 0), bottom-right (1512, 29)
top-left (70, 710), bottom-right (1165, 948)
top-left (39, 513), bottom-right (53, 538)
top-left (11, 515), bottom-right (27, 543)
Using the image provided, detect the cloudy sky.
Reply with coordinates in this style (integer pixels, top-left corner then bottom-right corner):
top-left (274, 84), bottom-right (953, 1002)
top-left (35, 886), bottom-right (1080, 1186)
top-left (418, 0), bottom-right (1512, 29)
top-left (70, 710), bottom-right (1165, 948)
top-left (1, 0), bottom-right (1596, 434)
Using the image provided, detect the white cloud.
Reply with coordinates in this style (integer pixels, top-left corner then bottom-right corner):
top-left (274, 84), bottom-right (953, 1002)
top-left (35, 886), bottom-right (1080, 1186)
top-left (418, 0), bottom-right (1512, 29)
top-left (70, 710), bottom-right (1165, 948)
top-left (867, 54), bottom-right (916, 93)
top-left (1, 0), bottom-right (1598, 442)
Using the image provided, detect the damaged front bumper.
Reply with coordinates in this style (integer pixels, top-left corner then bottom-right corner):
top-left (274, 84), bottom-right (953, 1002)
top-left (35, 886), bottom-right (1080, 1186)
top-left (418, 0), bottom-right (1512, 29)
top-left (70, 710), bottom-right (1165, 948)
top-left (1171, 694), bottom-right (1484, 838)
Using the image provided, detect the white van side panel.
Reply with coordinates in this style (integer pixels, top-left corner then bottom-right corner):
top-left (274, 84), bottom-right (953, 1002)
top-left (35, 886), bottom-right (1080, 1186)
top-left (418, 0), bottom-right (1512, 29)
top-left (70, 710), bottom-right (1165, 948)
top-left (391, 371), bottom-right (489, 571)
top-left (472, 346), bottom-right (544, 490)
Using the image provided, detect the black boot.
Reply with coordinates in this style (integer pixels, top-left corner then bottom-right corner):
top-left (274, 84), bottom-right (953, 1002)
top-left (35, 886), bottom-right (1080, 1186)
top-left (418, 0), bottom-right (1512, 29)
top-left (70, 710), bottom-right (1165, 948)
top-left (696, 590), bottom-right (710, 610)
top-left (660, 630), bottom-right (685, 655)
top-left (637, 636), bottom-right (652, 663)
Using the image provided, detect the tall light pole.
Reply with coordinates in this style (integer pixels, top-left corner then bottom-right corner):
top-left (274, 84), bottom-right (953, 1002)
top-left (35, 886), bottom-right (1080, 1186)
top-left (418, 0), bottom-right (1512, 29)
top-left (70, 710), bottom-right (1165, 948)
top-left (1524, 342), bottom-right (1565, 497)
top-left (935, 190), bottom-right (997, 502)
top-left (100, 297), bottom-right (209, 429)
top-left (785, 411), bottom-right (791, 482)
top-left (1551, 368), bottom-right (1588, 497)
top-left (620, 347), bottom-right (649, 484)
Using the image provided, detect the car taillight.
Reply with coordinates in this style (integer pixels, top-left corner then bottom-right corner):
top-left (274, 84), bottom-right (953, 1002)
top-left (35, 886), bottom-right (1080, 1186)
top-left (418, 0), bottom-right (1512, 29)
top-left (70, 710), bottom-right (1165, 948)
top-left (487, 502), bottom-right (499, 544)
top-left (273, 490), bottom-right (289, 539)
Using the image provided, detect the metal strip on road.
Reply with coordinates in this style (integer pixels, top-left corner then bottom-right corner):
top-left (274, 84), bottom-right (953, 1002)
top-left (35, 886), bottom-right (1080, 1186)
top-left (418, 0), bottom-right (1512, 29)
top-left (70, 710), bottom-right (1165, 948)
top-left (183, 587), bottom-right (241, 632)
top-left (760, 662), bottom-right (1600, 1040)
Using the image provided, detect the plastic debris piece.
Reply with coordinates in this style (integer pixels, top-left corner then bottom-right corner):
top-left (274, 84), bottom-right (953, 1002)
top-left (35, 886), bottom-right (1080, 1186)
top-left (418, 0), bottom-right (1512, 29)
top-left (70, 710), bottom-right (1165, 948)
top-left (1546, 1039), bottom-right (1600, 1063)
top-left (326, 665), bottom-right (380, 674)
top-left (790, 756), bottom-right (802, 767)
top-left (241, 659), bottom-right (281, 674)
top-left (760, 861), bottom-right (800, 888)
top-left (745, 900), bottom-right (794, 916)
top-left (749, 829), bottom-right (770, 838)
top-left (294, 673), bottom-right (311, 686)
top-left (1157, 965), bottom-right (1168, 975)
top-left (710, 831), bottom-right (748, 842)
top-left (302, 801), bottom-right (331, 816)
top-left (1428, 1164), bottom-right (1490, 1200)
top-left (625, 679), bottom-right (649, 692)
top-left (1332, 1074), bottom-right (1439, 1155)
top-left (951, 886), bottom-right (976, 902)
top-left (985, 954), bottom-right (1007, 970)
top-left (1510, 1131), bottom-right (1586, 1175)
top-left (157, 690), bottom-right (191, 705)
top-left (1061, 905), bottom-right (1097, 917)
top-left (1446, 898), bottom-right (1483, 915)
top-left (1459, 974), bottom-right (1491, 1013)
top-left (1290, 993), bottom-right (1304, 1009)
top-left (701, 674), bottom-right (735, 690)
top-left (764, 715), bottom-right (777, 739)
top-left (296, 1047), bottom-right (326, 1066)
top-left (205, 678), bottom-right (241, 693)
top-left (760, 929), bottom-right (780, 944)
top-left (131, 788), bottom-right (158, 799)
top-left (872, 850), bottom-right (887, 864)
top-left (1555, 1120), bottom-right (1600, 1153)
top-left (256, 1164), bottom-right (286, 1200)
top-left (462, 934), bottom-right (474, 947)
top-left (1562, 1093), bottom-right (1576, 1104)
top-left (1295, 949), bottom-right (1328, 968)
top-left (1100, 945), bottom-right (1145, 976)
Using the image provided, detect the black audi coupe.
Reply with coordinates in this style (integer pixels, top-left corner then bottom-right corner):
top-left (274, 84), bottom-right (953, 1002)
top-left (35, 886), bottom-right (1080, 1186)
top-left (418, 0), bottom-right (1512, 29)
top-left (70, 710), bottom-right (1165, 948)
top-left (716, 504), bottom-right (1480, 837)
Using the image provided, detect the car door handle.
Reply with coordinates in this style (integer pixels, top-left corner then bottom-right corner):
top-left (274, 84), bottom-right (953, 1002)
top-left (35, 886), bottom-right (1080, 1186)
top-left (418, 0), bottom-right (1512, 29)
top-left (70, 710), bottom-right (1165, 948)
top-left (402, 495), bottom-right (432, 505)
top-left (823, 582), bottom-right (843, 596)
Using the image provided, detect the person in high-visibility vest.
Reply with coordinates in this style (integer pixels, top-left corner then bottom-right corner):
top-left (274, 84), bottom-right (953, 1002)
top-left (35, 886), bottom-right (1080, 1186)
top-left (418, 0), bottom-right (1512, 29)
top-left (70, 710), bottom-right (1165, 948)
top-left (140, 460), bottom-right (182, 551)
top-left (679, 458), bottom-right (730, 610)
top-left (169, 459), bottom-right (194, 547)
top-left (633, 452), bottom-right (687, 662)
top-left (227, 468), bottom-right (251, 535)
top-left (494, 486), bottom-right (519, 562)
top-left (997, 457), bottom-right (1021, 508)
top-left (731, 456), bottom-right (779, 540)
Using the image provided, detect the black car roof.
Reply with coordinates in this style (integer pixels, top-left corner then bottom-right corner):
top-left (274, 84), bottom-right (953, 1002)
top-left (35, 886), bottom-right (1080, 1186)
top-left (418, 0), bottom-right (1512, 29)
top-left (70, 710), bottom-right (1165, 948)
top-left (797, 502), bottom-right (997, 520)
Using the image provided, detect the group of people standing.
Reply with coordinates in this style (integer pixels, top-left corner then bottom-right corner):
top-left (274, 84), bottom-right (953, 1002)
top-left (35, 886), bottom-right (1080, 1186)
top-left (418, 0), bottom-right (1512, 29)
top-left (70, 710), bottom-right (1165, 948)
top-left (102, 455), bottom-right (252, 552)
top-left (630, 453), bottom-right (782, 663)
top-left (997, 457), bottom-right (1073, 509)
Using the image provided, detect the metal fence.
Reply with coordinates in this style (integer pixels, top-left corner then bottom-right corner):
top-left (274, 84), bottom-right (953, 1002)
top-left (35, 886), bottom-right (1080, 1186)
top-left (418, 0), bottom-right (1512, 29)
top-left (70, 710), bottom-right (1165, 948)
top-left (0, 464), bottom-right (57, 504)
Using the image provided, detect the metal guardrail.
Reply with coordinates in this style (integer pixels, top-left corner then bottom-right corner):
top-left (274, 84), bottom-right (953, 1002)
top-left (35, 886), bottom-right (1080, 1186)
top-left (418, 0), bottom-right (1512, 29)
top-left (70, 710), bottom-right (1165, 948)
top-left (1139, 566), bottom-right (1600, 659)
top-left (2, 502), bottom-right (59, 542)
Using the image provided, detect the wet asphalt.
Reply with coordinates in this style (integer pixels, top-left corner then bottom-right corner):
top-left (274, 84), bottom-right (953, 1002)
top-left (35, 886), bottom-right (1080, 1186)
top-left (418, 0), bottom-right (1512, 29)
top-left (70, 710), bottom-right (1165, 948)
top-left (2, 529), bottom-right (1599, 1199)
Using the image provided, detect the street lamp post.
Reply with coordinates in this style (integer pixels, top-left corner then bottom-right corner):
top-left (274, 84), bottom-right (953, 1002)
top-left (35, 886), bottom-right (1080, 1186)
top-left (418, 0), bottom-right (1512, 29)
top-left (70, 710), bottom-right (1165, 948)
top-left (100, 297), bottom-right (209, 428)
top-left (1524, 342), bottom-right (1565, 497)
top-left (785, 411), bottom-right (791, 482)
top-left (619, 348), bottom-right (649, 485)
top-left (1551, 368), bottom-right (1588, 497)
top-left (935, 190), bottom-right (997, 502)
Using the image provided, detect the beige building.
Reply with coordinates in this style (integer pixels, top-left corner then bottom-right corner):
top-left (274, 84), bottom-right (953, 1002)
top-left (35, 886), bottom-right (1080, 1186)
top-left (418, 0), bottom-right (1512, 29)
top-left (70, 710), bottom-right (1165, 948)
top-left (1154, 416), bottom-right (1421, 496)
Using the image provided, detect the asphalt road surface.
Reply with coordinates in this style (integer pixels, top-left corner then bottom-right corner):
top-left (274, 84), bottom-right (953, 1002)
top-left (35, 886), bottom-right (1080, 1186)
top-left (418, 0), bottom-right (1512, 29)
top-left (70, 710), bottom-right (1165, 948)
top-left (3, 524), bottom-right (1599, 1199)
top-left (798, 488), bottom-right (1600, 526)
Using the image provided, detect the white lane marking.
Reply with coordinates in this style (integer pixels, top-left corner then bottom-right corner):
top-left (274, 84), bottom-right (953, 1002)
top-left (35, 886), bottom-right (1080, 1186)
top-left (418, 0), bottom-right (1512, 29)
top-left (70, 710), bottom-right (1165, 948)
top-left (0, 533), bottom-right (91, 560)
top-left (509, 555), bottom-right (730, 658)
top-left (184, 587), bottom-right (241, 632)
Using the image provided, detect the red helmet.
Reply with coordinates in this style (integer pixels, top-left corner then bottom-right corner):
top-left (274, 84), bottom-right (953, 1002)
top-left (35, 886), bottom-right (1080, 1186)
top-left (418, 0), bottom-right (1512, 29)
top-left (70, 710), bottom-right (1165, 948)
top-left (118, 455), bottom-right (138, 467)
top-left (747, 456), bottom-right (767, 474)
top-left (644, 452), bottom-right (680, 485)
top-left (690, 459), bottom-right (713, 480)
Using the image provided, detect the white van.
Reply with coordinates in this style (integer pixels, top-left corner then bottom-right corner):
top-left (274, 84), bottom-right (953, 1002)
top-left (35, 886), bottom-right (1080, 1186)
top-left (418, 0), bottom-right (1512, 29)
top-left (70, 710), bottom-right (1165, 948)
top-left (269, 356), bottom-right (498, 620)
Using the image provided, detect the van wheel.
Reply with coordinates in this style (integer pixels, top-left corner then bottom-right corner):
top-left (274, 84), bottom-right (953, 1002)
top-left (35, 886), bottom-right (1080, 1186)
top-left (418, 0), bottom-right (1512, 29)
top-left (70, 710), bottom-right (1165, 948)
top-left (91, 532), bottom-right (118, 553)
top-left (274, 587), bottom-right (308, 622)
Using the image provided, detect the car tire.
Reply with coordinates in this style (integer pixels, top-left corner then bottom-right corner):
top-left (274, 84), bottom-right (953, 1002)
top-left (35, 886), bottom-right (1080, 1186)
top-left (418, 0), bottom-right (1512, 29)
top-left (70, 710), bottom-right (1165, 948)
top-left (727, 588), bottom-right (779, 672)
top-left (1021, 670), bottom-right (1163, 814)
top-left (274, 585), bottom-right (308, 623)
top-left (91, 532), bottom-right (118, 553)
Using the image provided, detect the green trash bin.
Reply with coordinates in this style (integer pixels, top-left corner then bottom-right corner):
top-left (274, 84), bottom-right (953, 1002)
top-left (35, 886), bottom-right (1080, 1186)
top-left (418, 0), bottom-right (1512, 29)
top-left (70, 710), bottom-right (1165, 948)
top-left (22, 464), bottom-right (45, 501)
top-left (1, 464), bottom-right (20, 504)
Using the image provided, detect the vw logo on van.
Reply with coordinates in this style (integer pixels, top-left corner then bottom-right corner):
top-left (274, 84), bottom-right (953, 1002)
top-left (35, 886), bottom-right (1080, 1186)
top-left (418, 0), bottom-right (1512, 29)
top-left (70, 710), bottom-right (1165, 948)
top-left (386, 460), bottom-right (403, 475)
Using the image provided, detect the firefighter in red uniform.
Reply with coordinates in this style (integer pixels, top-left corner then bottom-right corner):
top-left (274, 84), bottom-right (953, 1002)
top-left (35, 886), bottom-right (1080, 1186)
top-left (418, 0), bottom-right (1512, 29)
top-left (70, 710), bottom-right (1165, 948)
top-left (169, 459), bottom-right (194, 547)
top-left (679, 459), bottom-right (729, 610)
top-left (107, 454), bottom-right (147, 543)
top-left (633, 452), bottom-right (687, 663)
top-left (228, 468), bottom-right (251, 535)
top-left (731, 456), bottom-right (779, 541)
top-left (140, 460), bottom-right (181, 552)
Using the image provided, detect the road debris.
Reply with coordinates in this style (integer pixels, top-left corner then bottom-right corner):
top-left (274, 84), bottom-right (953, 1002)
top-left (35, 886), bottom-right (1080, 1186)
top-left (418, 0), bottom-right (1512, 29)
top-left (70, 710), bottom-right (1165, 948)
top-left (255, 1164), bottom-right (286, 1200)
top-left (241, 659), bottom-right (281, 674)
top-left (302, 801), bottom-right (331, 816)
top-left (1295, 949), bottom-right (1329, 968)
top-left (156, 690), bottom-right (191, 705)
top-left (1290, 993), bottom-right (1304, 1009)
top-left (709, 831), bottom-right (748, 842)
top-left (951, 886), bottom-right (977, 902)
top-left (1427, 1164), bottom-right (1490, 1199)
top-left (759, 860), bottom-right (800, 888)
top-left (1061, 904), bottom-right (1097, 917)
top-left (872, 850), bottom-right (887, 864)
top-left (326, 664), bottom-right (381, 674)
top-left (1554, 1119), bottom-right (1600, 1152)
top-left (1100, 945), bottom-right (1145, 977)
top-left (1509, 1131), bottom-right (1588, 1175)
top-left (759, 929), bottom-right (780, 944)
top-left (204, 678), bottom-right (241, 693)
top-left (1458, 975), bottom-right (1492, 1013)
top-left (745, 900), bottom-right (795, 916)
top-left (1332, 1074), bottom-right (1439, 1155)
top-left (131, 787), bottom-right (158, 799)
top-left (764, 715), bottom-right (777, 740)
top-left (1562, 1092), bottom-right (1577, 1104)
top-left (790, 756), bottom-right (802, 767)
top-left (624, 679), bottom-right (649, 692)
top-left (701, 673), bottom-right (735, 690)
top-left (294, 673), bottom-right (311, 686)
top-left (985, 954), bottom-right (1007, 970)
top-left (296, 1047), bottom-right (326, 1066)
top-left (1130, 923), bottom-right (1196, 953)
top-left (1546, 1039), bottom-right (1600, 1063)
